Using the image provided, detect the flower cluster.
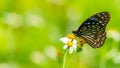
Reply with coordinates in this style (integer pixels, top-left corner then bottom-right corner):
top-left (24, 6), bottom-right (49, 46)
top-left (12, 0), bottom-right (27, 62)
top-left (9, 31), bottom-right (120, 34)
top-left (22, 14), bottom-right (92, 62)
top-left (60, 34), bottom-right (85, 54)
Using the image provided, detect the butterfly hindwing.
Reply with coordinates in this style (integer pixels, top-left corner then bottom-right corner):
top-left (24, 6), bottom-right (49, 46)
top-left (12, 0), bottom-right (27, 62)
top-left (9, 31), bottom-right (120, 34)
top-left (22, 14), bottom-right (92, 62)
top-left (72, 12), bottom-right (110, 48)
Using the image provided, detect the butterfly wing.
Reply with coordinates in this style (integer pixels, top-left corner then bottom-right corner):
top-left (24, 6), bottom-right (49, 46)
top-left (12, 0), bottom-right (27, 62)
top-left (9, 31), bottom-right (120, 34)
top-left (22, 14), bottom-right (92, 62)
top-left (73, 12), bottom-right (110, 48)
top-left (81, 32), bottom-right (106, 48)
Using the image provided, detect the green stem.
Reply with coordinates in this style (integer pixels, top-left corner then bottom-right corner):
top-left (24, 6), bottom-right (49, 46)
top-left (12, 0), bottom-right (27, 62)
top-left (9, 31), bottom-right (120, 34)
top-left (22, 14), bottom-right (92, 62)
top-left (61, 48), bottom-right (68, 68)
top-left (67, 52), bottom-right (78, 68)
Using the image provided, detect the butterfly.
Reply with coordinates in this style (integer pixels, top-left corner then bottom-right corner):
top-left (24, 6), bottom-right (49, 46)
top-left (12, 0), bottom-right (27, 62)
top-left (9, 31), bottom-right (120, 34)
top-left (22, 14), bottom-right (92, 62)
top-left (72, 12), bottom-right (110, 48)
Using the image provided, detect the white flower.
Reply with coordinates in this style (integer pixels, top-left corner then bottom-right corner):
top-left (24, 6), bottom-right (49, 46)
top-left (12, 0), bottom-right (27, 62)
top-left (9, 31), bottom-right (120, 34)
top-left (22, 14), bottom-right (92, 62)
top-left (60, 36), bottom-right (77, 54)
top-left (107, 29), bottom-right (120, 42)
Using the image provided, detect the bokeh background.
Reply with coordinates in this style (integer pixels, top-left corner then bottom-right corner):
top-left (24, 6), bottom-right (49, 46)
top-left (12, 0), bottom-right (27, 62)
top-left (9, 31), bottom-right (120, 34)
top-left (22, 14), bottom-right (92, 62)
top-left (0, 0), bottom-right (120, 68)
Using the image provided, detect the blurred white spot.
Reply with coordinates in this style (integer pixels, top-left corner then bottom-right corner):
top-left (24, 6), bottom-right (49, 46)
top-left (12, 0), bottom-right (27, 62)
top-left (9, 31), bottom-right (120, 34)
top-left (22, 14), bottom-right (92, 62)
top-left (30, 51), bottom-right (46, 64)
top-left (3, 12), bottom-right (23, 28)
top-left (0, 63), bottom-right (10, 68)
top-left (105, 48), bottom-right (118, 59)
top-left (113, 52), bottom-right (120, 64)
top-left (0, 63), bottom-right (19, 68)
top-left (107, 29), bottom-right (120, 42)
top-left (46, 0), bottom-right (64, 5)
top-left (26, 14), bottom-right (45, 27)
top-left (44, 46), bottom-right (57, 60)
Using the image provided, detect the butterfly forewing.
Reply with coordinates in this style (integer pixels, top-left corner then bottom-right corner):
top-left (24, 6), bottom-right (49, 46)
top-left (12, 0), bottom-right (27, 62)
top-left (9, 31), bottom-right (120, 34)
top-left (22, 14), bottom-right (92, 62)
top-left (73, 12), bottom-right (110, 48)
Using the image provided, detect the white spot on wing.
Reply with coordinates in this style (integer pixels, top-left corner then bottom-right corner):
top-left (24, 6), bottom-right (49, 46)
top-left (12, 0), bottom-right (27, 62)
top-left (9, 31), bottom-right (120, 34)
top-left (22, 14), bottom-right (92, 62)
top-left (102, 13), bottom-right (105, 15)
top-left (98, 14), bottom-right (101, 17)
top-left (99, 21), bottom-right (102, 23)
top-left (104, 15), bottom-right (107, 17)
top-left (101, 17), bottom-right (104, 19)
top-left (88, 26), bottom-right (90, 27)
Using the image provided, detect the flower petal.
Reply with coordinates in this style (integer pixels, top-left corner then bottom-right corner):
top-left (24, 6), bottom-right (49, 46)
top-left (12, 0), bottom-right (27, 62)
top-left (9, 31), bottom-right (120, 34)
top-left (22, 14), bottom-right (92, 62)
top-left (69, 47), bottom-right (74, 54)
top-left (73, 39), bottom-right (77, 44)
top-left (72, 44), bottom-right (77, 49)
top-left (63, 45), bottom-right (68, 49)
top-left (60, 37), bottom-right (69, 44)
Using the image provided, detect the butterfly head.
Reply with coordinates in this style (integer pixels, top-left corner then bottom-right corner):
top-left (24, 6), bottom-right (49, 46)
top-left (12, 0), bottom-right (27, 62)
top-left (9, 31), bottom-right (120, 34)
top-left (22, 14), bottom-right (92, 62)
top-left (72, 31), bottom-right (80, 37)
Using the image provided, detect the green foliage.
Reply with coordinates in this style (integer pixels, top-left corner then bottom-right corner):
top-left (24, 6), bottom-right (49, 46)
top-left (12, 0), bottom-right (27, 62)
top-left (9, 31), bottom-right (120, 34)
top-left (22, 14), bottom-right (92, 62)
top-left (0, 0), bottom-right (120, 68)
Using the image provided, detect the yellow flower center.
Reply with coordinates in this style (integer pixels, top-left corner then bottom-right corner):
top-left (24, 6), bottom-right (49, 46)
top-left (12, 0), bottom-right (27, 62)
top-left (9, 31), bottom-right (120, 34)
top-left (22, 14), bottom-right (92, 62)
top-left (67, 34), bottom-right (76, 39)
top-left (67, 41), bottom-right (73, 47)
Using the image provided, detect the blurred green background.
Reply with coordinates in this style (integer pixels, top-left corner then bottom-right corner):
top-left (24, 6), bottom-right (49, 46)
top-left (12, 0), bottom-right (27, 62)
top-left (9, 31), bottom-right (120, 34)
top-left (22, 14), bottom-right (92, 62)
top-left (0, 0), bottom-right (120, 68)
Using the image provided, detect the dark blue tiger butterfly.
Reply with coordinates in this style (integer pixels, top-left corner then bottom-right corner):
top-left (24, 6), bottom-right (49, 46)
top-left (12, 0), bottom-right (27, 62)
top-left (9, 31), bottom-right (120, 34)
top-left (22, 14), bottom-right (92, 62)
top-left (72, 12), bottom-right (110, 48)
